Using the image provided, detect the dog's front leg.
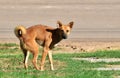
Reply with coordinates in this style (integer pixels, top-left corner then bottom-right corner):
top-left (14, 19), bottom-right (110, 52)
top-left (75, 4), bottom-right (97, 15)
top-left (48, 50), bottom-right (54, 70)
top-left (40, 39), bottom-right (52, 71)
top-left (40, 47), bottom-right (49, 71)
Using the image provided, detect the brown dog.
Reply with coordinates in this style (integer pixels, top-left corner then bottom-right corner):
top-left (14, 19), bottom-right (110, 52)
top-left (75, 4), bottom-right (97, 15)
top-left (14, 21), bottom-right (74, 71)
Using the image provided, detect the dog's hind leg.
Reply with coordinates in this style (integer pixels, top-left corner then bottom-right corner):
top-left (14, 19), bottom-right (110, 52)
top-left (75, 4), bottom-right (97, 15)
top-left (22, 49), bottom-right (30, 69)
top-left (25, 40), bottom-right (39, 70)
top-left (30, 45), bottom-right (39, 70)
top-left (32, 50), bottom-right (39, 70)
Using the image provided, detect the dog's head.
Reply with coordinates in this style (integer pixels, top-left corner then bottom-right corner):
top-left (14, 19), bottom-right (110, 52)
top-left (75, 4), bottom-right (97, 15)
top-left (57, 21), bottom-right (74, 39)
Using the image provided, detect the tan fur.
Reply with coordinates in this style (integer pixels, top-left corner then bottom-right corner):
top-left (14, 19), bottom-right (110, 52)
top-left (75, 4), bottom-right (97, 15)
top-left (14, 25), bottom-right (26, 38)
top-left (14, 21), bottom-right (74, 71)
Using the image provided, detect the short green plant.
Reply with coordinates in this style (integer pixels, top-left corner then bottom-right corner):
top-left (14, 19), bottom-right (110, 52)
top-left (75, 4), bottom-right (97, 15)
top-left (0, 43), bottom-right (120, 78)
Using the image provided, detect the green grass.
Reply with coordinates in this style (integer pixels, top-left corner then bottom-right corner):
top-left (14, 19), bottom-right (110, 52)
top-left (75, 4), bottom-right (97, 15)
top-left (1, 43), bottom-right (120, 78)
top-left (72, 50), bottom-right (120, 58)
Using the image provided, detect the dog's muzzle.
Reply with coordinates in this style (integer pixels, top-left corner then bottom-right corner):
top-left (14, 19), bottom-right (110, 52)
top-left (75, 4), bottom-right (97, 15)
top-left (62, 33), bottom-right (67, 39)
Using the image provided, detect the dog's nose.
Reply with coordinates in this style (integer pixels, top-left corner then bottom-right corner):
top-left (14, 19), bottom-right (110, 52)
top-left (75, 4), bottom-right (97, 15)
top-left (62, 33), bottom-right (67, 39)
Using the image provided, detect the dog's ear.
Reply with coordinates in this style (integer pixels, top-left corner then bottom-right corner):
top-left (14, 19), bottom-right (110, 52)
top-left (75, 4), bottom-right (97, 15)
top-left (57, 21), bottom-right (62, 28)
top-left (69, 21), bottom-right (74, 28)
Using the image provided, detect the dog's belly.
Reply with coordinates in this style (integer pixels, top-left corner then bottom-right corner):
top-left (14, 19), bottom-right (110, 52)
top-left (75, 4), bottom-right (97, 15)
top-left (36, 39), bottom-right (44, 46)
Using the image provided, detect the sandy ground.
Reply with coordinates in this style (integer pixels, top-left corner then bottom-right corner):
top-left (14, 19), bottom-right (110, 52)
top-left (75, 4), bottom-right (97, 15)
top-left (1, 39), bottom-right (120, 53)
top-left (52, 39), bottom-right (120, 53)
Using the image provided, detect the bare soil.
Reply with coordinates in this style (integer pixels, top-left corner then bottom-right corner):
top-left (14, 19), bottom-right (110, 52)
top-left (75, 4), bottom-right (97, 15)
top-left (55, 40), bottom-right (120, 53)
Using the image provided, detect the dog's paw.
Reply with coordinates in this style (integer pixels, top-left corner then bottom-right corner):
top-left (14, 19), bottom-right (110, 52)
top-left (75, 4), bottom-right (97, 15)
top-left (40, 67), bottom-right (44, 71)
top-left (50, 67), bottom-right (55, 71)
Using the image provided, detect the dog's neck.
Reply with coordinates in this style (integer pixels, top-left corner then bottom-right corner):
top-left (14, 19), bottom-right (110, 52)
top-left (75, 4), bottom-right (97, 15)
top-left (52, 28), bottom-right (63, 42)
top-left (47, 28), bottom-right (63, 49)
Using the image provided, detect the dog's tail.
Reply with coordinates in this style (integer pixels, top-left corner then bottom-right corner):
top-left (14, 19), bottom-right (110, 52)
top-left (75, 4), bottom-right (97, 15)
top-left (14, 25), bottom-right (26, 38)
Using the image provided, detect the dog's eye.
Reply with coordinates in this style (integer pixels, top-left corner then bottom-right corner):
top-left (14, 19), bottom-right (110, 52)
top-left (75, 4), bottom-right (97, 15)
top-left (66, 30), bottom-right (69, 32)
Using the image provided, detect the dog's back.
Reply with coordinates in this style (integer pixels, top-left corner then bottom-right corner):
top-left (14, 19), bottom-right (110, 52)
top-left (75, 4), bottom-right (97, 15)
top-left (15, 25), bottom-right (54, 42)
